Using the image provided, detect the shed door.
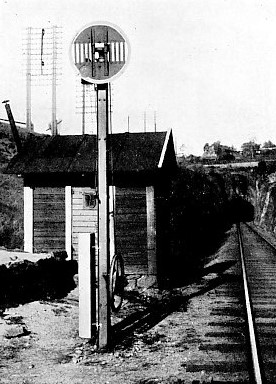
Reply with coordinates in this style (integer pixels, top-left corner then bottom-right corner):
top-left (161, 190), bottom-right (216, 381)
top-left (33, 187), bottom-right (65, 252)
top-left (115, 187), bottom-right (147, 274)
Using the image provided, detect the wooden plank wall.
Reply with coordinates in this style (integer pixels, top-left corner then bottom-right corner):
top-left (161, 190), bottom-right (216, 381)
top-left (115, 187), bottom-right (148, 274)
top-left (33, 187), bottom-right (65, 252)
top-left (72, 187), bottom-right (97, 258)
top-left (146, 186), bottom-right (157, 275)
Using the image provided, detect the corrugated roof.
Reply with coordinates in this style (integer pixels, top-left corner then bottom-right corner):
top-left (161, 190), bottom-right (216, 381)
top-left (5, 131), bottom-right (171, 175)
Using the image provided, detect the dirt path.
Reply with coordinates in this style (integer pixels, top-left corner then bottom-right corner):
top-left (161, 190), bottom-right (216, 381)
top-left (0, 227), bottom-right (243, 384)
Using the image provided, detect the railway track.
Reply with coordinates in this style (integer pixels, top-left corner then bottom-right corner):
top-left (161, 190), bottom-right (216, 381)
top-left (184, 223), bottom-right (276, 383)
top-left (238, 223), bottom-right (276, 383)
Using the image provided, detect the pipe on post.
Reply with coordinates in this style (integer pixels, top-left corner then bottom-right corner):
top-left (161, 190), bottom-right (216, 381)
top-left (2, 100), bottom-right (22, 152)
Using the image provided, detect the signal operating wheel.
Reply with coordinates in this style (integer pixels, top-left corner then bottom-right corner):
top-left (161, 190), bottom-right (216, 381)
top-left (109, 253), bottom-right (124, 312)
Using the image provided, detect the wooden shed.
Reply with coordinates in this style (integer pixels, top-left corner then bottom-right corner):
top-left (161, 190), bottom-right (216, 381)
top-left (6, 130), bottom-right (176, 284)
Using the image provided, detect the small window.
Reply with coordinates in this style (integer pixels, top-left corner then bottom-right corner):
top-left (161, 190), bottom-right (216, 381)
top-left (83, 192), bottom-right (97, 209)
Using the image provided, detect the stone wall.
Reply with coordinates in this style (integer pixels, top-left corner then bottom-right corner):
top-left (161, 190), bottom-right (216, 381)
top-left (125, 274), bottom-right (158, 291)
top-left (241, 161), bottom-right (276, 236)
top-left (249, 174), bottom-right (276, 234)
top-left (0, 252), bottom-right (77, 309)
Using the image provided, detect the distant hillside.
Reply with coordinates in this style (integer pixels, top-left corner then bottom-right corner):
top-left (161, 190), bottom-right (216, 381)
top-left (0, 121), bottom-right (47, 249)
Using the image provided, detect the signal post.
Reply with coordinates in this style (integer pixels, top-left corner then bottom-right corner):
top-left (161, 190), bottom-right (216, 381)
top-left (97, 82), bottom-right (111, 347)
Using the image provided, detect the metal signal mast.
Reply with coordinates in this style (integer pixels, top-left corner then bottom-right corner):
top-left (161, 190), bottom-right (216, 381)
top-left (71, 22), bottom-right (130, 349)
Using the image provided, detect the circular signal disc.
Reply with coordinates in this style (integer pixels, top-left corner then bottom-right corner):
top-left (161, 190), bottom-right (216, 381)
top-left (70, 22), bottom-right (130, 84)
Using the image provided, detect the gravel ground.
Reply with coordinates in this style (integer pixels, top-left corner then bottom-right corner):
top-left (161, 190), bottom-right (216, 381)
top-left (0, 227), bottom-right (247, 384)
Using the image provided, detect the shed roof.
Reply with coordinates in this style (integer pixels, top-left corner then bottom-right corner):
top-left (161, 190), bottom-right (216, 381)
top-left (5, 131), bottom-right (176, 175)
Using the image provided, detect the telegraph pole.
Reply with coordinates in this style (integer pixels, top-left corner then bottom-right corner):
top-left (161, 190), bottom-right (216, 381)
top-left (82, 82), bottom-right (86, 134)
top-left (26, 27), bottom-right (32, 132)
top-left (22, 25), bottom-right (62, 135)
top-left (144, 111), bottom-right (147, 132)
top-left (51, 25), bottom-right (58, 135)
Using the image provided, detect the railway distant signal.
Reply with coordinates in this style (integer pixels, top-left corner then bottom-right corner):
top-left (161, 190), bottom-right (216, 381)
top-left (72, 23), bottom-right (130, 350)
top-left (71, 23), bottom-right (130, 84)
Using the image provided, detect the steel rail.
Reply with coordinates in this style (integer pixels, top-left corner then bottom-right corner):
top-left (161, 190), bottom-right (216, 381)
top-left (236, 223), bottom-right (263, 384)
top-left (246, 222), bottom-right (276, 251)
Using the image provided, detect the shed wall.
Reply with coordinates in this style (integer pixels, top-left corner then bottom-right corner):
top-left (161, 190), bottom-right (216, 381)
top-left (33, 187), bottom-right (65, 252)
top-left (115, 187), bottom-right (148, 274)
top-left (71, 187), bottom-right (97, 258)
top-left (31, 185), bottom-right (155, 277)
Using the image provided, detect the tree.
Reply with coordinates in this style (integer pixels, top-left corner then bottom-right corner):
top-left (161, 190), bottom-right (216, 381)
top-left (218, 147), bottom-right (235, 161)
top-left (203, 143), bottom-right (210, 153)
top-left (241, 141), bottom-right (260, 159)
top-left (262, 140), bottom-right (276, 148)
top-left (213, 141), bottom-right (222, 155)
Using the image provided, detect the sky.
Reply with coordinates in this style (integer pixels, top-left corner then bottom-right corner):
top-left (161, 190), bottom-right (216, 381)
top-left (1, 0), bottom-right (276, 155)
